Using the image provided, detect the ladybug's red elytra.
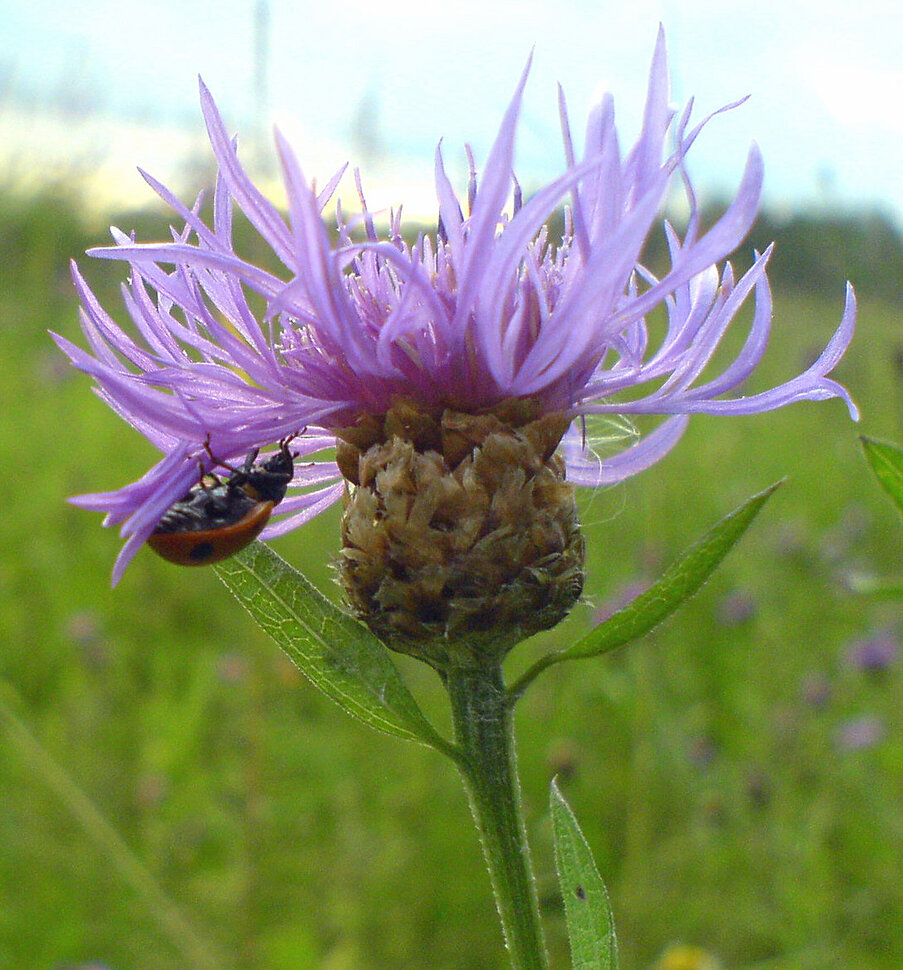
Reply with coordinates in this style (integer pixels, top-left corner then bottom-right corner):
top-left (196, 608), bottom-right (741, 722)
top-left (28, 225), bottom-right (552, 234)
top-left (147, 438), bottom-right (296, 566)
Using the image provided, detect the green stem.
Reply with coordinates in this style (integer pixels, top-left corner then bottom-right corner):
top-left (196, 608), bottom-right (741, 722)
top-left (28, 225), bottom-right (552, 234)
top-left (445, 664), bottom-right (549, 970)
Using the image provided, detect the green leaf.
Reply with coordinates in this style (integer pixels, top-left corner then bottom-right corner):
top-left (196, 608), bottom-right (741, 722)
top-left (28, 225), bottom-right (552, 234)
top-left (559, 481), bottom-right (781, 662)
top-left (861, 436), bottom-right (903, 516)
top-left (550, 779), bottom-right (618, 970)
top-left (509, 482), bottom-right (781, 699)
top-left (215, 541), bottom-right (451, 753)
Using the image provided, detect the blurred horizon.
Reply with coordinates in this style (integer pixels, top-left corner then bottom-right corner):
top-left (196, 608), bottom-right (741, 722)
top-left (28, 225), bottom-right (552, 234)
top-left (2, 0), bottom-right (902, 224)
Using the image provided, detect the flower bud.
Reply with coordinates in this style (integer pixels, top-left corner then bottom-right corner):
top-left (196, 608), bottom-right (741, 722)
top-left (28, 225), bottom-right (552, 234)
top-left (337, 400), bottom-right (585, 670)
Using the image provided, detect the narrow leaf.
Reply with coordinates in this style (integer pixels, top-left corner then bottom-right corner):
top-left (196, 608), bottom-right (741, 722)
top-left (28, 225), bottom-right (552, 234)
top-left (550, 779), bottom-right (618, 970)
top-left (861, 436), bottom-right (903, 515)
top-left (509, 482), bottom-right (781, 699)
top-left (566, 481), bottom-right (781, 661)
top-left (215, 541), bottom-right (449, 751)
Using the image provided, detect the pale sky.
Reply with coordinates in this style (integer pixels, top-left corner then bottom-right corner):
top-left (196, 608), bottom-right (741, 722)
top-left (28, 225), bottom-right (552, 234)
top-left (2, 0), bottom-right (901, 222)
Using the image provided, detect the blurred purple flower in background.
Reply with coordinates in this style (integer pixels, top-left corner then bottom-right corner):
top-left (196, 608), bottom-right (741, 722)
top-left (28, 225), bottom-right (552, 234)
top-left (800, 670), bottom-right (833, 709)
top-left (716, 589), bottom-right (758, 626)
top-left (592, 579), bottom-right (651, 625)
top-left (845, 629), bottom-right (899, 674)
top-left (54, 29), bottom-right (857, 583)
top-left (835, 714), bottom-right (885, 752)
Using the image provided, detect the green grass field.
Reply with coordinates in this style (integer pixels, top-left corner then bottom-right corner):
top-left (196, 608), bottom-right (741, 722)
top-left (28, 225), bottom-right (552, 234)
top-left (1, 190), bottom-right (901, 970)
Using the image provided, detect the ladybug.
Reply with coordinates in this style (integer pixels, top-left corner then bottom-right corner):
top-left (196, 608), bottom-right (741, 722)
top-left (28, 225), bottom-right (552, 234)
top-left (147, 438), bottom-right (296, 566)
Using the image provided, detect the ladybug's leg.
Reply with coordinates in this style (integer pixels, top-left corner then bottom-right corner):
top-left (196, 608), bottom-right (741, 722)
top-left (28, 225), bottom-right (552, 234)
top-left (225, 450), bottom-right (259, 491)
top-left (241, 449), bottom-right (259, 474)
top-left (279, 432), bottom-right (302, 459)
top-left (202, 438), bottom-right (258, 482)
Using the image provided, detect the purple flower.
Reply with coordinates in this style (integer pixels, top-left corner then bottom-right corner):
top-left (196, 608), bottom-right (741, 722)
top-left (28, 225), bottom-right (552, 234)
top-left (716, 589), bottom-right (757, 626)
top-left (835, 714), bottom-right (885, 752)
top-left (592, 580), bottom-right (650, 625)
top-left (845, 629), bottom-right (899, 673)
top-left (54, 29), bottom-right (857, 584)
top-left (800, 671), bottom-right (832, 709)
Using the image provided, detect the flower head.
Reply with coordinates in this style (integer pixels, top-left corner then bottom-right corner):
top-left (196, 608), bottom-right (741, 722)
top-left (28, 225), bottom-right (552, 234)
top-left (845, 628), bottom-right (899, 673)
top-left (57, 29), bottom-right (856, 608)
top-left (836, 714), bottom-right (885, 752)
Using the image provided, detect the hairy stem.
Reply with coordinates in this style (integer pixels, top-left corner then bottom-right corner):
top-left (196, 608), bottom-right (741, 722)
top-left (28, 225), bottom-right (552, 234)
top-left (445, 664), bottom-right (549, 970)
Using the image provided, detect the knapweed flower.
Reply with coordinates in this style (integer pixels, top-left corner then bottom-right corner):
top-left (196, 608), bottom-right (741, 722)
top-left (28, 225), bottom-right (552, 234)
top-left (845, 628), bottom-right (899, 674)
top-left (56, 30), bottom-right (856, 662)
top-left (835, 714), bottom-right (885, 752)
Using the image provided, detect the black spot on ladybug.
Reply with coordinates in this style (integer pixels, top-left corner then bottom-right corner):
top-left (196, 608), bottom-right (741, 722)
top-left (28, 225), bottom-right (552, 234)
top-left (189, 542), bottom-right (215, 561)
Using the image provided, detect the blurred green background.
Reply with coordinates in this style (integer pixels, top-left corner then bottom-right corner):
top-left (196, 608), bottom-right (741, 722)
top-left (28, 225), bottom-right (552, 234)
top-left (0, 186), bottom-right (901, 970)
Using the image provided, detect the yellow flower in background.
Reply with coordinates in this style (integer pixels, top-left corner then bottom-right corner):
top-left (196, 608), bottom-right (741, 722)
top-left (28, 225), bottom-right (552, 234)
top-left (655, 943), bottom-right (722, 970)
